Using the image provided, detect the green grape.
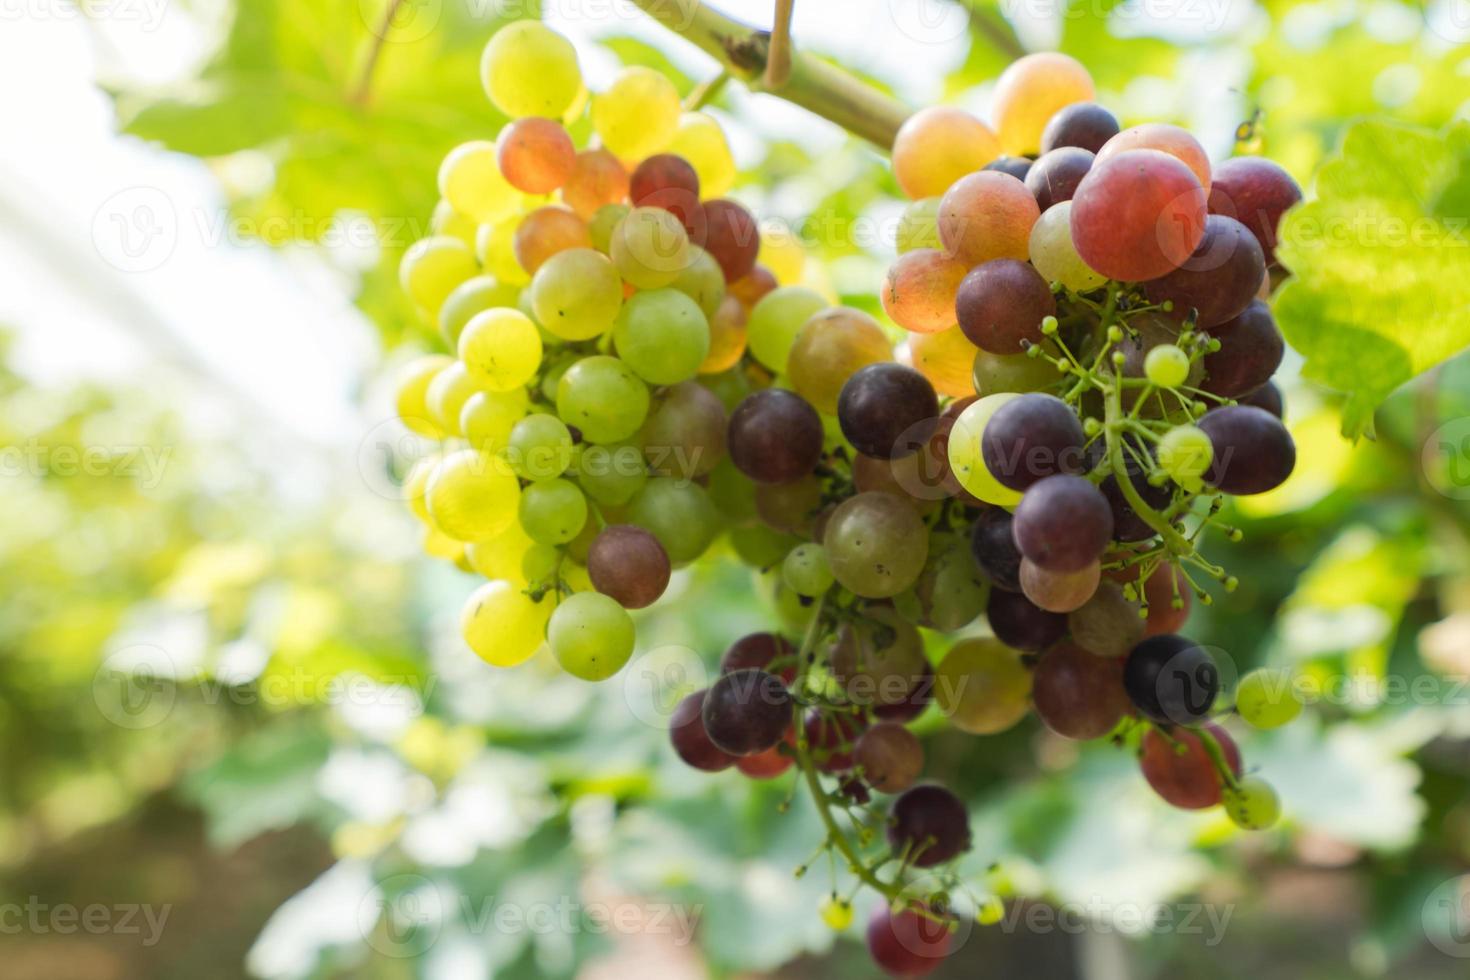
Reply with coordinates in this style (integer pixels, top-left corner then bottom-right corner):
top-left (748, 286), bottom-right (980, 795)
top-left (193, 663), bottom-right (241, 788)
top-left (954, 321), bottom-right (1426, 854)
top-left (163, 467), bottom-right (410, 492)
top-left (1157, 424), bottom-right (1213, 484)
top-left (610, 206), bottom-right (690, 290)
top-left (460, 387), bottom-right (528, 453)
top-left (627, 478), bottom-right (721, 566)
top-left (819, 898), bottom-right (853, 932)
top-left (508, 413), bottom-right (574, 480)
top-left (669, 246), bottom-right (727, 319)
top-left (461, 580), bottom-right (551, 667)
top-left (734, 529), bottom-right (803, 574)
top-left (528, 248), bottom-right (623, 342)
top-left (1145, 344), bottom-right (1191, 388)
top-left (424, 362), bottom-right (484, 438)
top-left (400, 237), bottom-right (478, 317)
top-left (612, 289), bottom-right (710, 385)
top-left (548, 592), bottom-right (636, 681)
top-left (947, 393), bottom-right (1023, 506)
top-left (440, 274), bottom-right (522, 347)
top-left (701, 365), bottom-right (753, 413)
top-left (705, 456), bottom-right (755, 524)
top-left (403, 454), bottom-right (439, 524)
top-left (823, 492), bottom-right (929, 598)
top-left (972, 348), bottom-right (1059, 396)
top-left (480, 21), bottom-right (582, 120)
top-left (395, 354), bottom-right (453, 438)
top-left (747, 286), bottom-right (827, 373)
top-left (910, 533), bottom-right (990, 631)
top-left (438, 142), bottom-right (520, 225)
top-left (556, 356), bottom-right (651, 444)
top-left (576, 442), bottom-right (648, 506)
top-left (431, 199), bottom-right (478, 251)
top-left (1236, 668), bottom-right (1302, 729)
top-left (464, 520), bottom-right (534, 584)
top-left (589, 203), bottom-right (631, 255)
top-left (518, 478), bottom-right (588, 545)
top-left (1222, 776), bottom-right (1281, 831)
top-left (896, 197), bottom-right (942, 253)
top-left (592, 66), bottom-right (680, 160)
top-left (830, 606), bottom-right (928, 707)
top-left (537, 353), bottom-right (577, 403)
top-left (936, 637), bottom-right (1032, 734)
top-left (782, 543), bottom-right (834, 597)
top-left (521, 542), bottom-right (560, 587)
top-left (426, 449), bottom-right (520, 542)
top-left (476, 216), bottom-right (530, 286)
top-left (459, 308), bottom-right (543, 392)
top-left (1028, 200), bottom-right (1106, 293)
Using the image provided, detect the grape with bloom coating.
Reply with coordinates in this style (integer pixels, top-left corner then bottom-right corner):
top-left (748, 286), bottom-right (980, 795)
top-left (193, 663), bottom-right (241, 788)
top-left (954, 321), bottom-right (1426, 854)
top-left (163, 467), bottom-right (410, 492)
top-left (481, 21), bottom-right (581, 119)
top-left (1207, 156), bottom-right (1303, 265)
top-left (728, 388), bottom-right (824, 484)
top-left (1041, 101), bottom-right (1120, 154)
top-left (1033, 641), bottom-right (1131, 739)
top-left (556, 356), bottom-right (650, 444)
top-left (892, 106), bottom-right (1001, 199)
top-left (531, 248), bottom-right (623, 341)
top-left (938, 172), bottom-right (1040, 267)
top-left (587, 525), bottom-right (670, 610)
top-left (837, 363), bottom-right (940, 461)
top-left (593, 66), bottom-right (680, 159)
top-left (427, 449), bottom-right (520, 542)
top-left (548, 592), bottom-right (635, 681)
top-left (1020, 558), bottom-right (1100, 612)
top-left (823, 492), bottom-right (929, 598)
top-left (1012, 475), bottom-right (1113, 572)
top-left (642, 380), bottom-right (726, 478)
top-left (990, 52), bottom-right (1095, 155)
top-left (461, 580), bottom-right (551, 667)
top-left (888, 783), bottom-right (972, 867)
top-left (955, 259), bottom-right (1057, 355)
top-left (459, 308), bottom-right (543, 392)
top-left (881, 249), bottom-right (967, 334)
top-left (669, 690), bottom-right (736, 772)
top-left (1144, 215), bottom-right (1265, 329)
top-left (935, 637), bottom-right (1031, 734)
top-left (1198, 405), bottom-right (1295, 495)
top-left (400, 236), bottom-right (478, 316)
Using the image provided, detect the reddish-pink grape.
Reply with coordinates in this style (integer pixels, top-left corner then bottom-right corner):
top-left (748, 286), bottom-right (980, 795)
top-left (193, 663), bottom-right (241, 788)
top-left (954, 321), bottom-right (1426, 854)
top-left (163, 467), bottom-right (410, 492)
top-left (1070, 149), bottom-right (1207, 282)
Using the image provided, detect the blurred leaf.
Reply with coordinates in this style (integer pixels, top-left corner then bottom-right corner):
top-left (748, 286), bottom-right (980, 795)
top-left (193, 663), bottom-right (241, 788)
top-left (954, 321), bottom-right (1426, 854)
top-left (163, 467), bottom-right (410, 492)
top-left (182, 722), bottom-right (333, 847)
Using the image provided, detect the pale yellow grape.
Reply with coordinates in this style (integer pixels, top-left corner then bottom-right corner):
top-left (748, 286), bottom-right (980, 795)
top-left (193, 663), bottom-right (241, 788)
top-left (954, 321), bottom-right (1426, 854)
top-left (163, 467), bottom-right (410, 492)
top-left (476, 218), bottom-right (531, 287)
top-left (947, 393), bottom-right (1023, 506)
top-left (465, 520), bottom-right (534, 584)
top-left (438, 141), bottom-right (520, 224)
top-left (530, 247), bottom-right (623, 341)
top-left (610, 206), bottom-right (690, 290)
top-left (1028, 201), bottom-right (1106, 292)
top-left (593, 66), bottom-right (680, 160)
top-left (892, 106), bottom-right (1001, 199)
top-left (395, 354), bottom-right (453, 437)
top-left (461, 579), bottom-right (551, 667)
top-left (424, 527), bottom-right (464, 562)
top-left (426, 448), bottom-right (520, 542)
top-left (990, 52), bottom-right (1095, 156)
top-left (425, 361), bottom-right (483, 437)
top-left (669, 111), bottom-right (737, 197)
top-left (759, 229), bottom-right (806, 285)
top-left (403, 454), bottom-right (439, 523)
top-left (906, 326), bottom-right (979, 398)
top-left (431, 199), bottom-right (478, 250)
top-left (458, 308), bottom-right (542, 392)
top-left (460, 387), bottom-right (528, 453)
top-left (400, 238), bottom-right (478, 318)
top-left (480, 21), bottom-right (582, 120)
top-left (439, 274), bottom-right (523, 348)
top-left (936, 637), bottom-right (1032, 734)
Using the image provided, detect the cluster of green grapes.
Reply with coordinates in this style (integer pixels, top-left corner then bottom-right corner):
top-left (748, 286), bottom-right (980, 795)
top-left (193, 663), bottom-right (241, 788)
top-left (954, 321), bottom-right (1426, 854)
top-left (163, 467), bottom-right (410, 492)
top-left (389, 23), bottom-right (1307, 977)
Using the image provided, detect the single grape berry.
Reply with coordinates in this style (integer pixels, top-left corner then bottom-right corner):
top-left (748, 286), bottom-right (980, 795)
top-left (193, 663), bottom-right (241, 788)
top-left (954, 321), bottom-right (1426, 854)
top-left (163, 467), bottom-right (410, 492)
top-left (629, 153), bottom-right (702, 237)
top-left (702, 199), bottom-right (760, 281)
top-left (837, 363), bottom-right (940, 460)
top-left (873, 662), bottom-right (935, 723)
top-left (1235, 668), bottom-right (1303, 729)
top-left (954, 259), bottom-right (1057, 355)
top-left (1139, 723), bottom-right (1240, 809)
top-left (1032, 641), bottom-right (1132, 740)
top-left (1238, 380), bottom-right (1284, 419)
top-left (1041, 101), bottom-right (1121, 154)
top-left (867, 902), bottom-right (954, 978)
top-left (1202, 300), bottom-right (1284, 398)
top-left (1222, 775), bottom-right (1282, 830)
top-left (1123, 634), bottom-right (1220, 725)
top-left (1156, 425), bottom-right (1214, 485)
top-left (587, 524), bottom-right (671, 609)
top-left (1144, 344), bottom-right (1191, 389)
top-left (854, 723), bottom-right (924, 793)
top-left (981, 393), bottom-right (1086, 491)
top-left (1024, 146), bottom-right (1095, 211)
top-left (1197, 405), bottom-right (1295, 495)
top-left (728, 388), bottom-right (825, 484)
top-left (1144, 214), bottom-right (1265, 329)
top-left (987, 588), bottom-right (1067, 651)
top-left (1206, 156), bottom-right (1303, 265)
top-left (983, 155), bottom-right (1032, 180)
top-left (701, 668), bottom-right (794, 756)
top-left (1011, 474), bottom-right (1114, 572)
top-left (970, 508), bottom-right (1023, 591)
top-left (669, 690), bottom-right (737, 772)
top-left (720, 632), bottom-right (797, 683)
top-left (887, 783), bottom-right (972, 867)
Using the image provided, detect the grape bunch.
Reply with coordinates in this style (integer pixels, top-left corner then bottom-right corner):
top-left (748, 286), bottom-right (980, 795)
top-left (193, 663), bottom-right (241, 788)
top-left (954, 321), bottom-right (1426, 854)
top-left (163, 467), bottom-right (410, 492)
top-left (390, 27), bottom-right (1307, 977)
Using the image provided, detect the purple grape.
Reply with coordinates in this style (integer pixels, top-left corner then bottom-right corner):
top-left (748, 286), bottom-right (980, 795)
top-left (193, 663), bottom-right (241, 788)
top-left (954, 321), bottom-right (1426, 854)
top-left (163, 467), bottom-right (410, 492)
top-left (1238, 380), bottom-right (1284, 418)
top-left (983, 155), bottom-right (1033, 180)
top-left (1202, 299), bottom-right (1283, 398)
top-left (954, 259), bottom-right (1057, 355)
top-left (980, 393), bottom-right (1087, 491)
top-left (887, 783), bottom-right (972, 867)
top-left (1207, 156), bottom-right (1303, 265)
top-left (1025, 147), bottom-right (1095, 211)
top-left (1041, 102), bottom-right (1121, 154)
top-left (837, 363), bottom-right (940, 460)
top-left (720, 632), bottom-right (796, 683)
top-left (701, 668), bottom-right (793, 756)
top-left (1123, 634), bottom-right (1220, 725)
top-left (728, 388), bottom-right (824, 484)
top-left (970, 508), bottom-right (1023, 591)
top-left (1011, 474), bottom-right (1114, 572)
top-left (669, 690), bottom-right (737, 771)
top-left (1197, 405), bottom-right (1295, 495)
top-left (987, 588), bottom-right (1066, 651)
top-left (1144, 215), bottom-right (1265, 329)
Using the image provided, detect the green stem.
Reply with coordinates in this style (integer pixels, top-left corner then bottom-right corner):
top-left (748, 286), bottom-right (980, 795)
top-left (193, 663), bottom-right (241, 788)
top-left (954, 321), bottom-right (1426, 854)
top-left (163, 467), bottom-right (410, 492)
top-left (629, 0), bottom-right (912, 148)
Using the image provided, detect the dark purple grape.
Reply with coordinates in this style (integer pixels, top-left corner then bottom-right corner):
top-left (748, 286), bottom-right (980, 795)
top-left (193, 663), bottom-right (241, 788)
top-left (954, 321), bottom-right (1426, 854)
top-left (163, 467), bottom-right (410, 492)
top-left (720, 632), bottom-right (796, 683)
top-left (887, 783), bottom-right (972, 867)
top-left (981, 393), bottom-right (1087, 492)
top-left (1123, 634), bottom-right (1220, 725)
top-left (1041, 102), bottom-right (1121, 154)
top-left (854, 722), bottom-right (924, 793)
top-left (1011, 474), bottom-right (1114, 572)
top-left (727, 389), bottom-right (824, 484)
top-left (1144, 215), bottom-right (1265, 328)
top-left (701, 668), bottom-right (793, 756)
top-left (587, 524), bottom-right (671, 609)
top-left (867, 903), bottom-right (954, 977)
top-left (970, 508), bottom-right (1023, 591)
top-left (669, 690), bottom-right (737, 771)
top-left (987, 588), bottom-right (1066, 651)
top-left (1197, 404), bottom-right (1295, 495)
top-left (629, 153), bottom-right (703, 239)
top-left (1207, 156), bottom-right (1303, 265)
top-left (954, 259), bottom-right (1057, 355)
top-left (983, 155), bottom-right (1032, 180)
top-left (1238, 380), bottom-right (1284, 418)
top-left (804, 709), bottom-right (868, 773)
top-left (702, 199), bottom-right (760, 281)
top-left (1032, 642), bottom-right (1131, 739)
top-left (1202, 299), bottom-right (1283, 398)
top-left (1025, 147), bottom-right (1094, 211)
top-left (837, 363), bottom-right (939, 460)
top-left (874, 662), bottom-right (935, 723)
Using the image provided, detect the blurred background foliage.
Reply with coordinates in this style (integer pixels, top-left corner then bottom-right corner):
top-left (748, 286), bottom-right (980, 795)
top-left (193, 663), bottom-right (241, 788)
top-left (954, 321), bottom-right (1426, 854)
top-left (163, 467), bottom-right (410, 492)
top-left (3, 0), bottom-right (1470, 977)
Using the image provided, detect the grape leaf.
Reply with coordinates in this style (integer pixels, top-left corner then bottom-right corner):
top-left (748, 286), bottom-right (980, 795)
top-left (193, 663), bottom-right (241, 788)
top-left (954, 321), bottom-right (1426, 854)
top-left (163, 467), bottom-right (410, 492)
top-left (1273, 119), bottom-right (1470, 437)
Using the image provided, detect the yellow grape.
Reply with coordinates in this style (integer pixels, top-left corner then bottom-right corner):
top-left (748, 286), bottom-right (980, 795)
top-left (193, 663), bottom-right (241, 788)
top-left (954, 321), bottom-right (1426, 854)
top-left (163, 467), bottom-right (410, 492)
top-left (461, 579), bottom-right (552, 667)
top-left (480, 21), bottom-right (582, 120)
top-left (788, 307), bottom-right (892, 414)
top-left (669, 111), bottom-right (737, 197)
top-left (460, 387), bottom-right (528, 453)
top-left (513, 206), bottom-right (591, 277)
top-left (906, 326), bottom-right (979, 398)
top-left (530, 247), bottom-right (624, 341)
top-left (947, 392), bottom-right (1023, 506)
top-left (610, 206), bottom-right (690, 290)
top-left (990, 52), bottom-right (1095, 156)
top-left (458, 308), bottom-right (543, 391)
top-left (400, 237), bottom-right (478, 318)
top-left (935, 637), bottom-right (1032, 734)
top-left (593, 66), bottom-right (681, 160)
top-left (424, 361), bottom-right (484, 437)
top-left (700, 295), bottom-right (748, 374)
top-left (892, 106), bottom-right (1001, 199)
top-left (1028, 201), bottom-right (1106, 293)
top-left (395, 354), bottom-right (453, 437)
top-left (431, 199), bottom-right (478, 250)
top-left (424, 526), bottom-right (465, 562)
top-left (439, 274), bottom-right (523, 348)
top-left (438, 141), bottom-right (520, 224)
top-left (426, 449), bottom-right (520, 542)
top-left (403, 454), bottom-right (439, 523)
top-left (476, 217), bottom-right (531, 287)
top-left (466, 520), bottom-right (535, 584)
top-left (880, 248), bottom-right (966, 334)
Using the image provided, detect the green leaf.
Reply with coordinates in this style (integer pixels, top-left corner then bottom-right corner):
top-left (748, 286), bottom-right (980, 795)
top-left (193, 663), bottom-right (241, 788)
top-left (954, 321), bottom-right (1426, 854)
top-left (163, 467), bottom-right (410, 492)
top-left (1274, 119), bottom-right (1470, 437)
